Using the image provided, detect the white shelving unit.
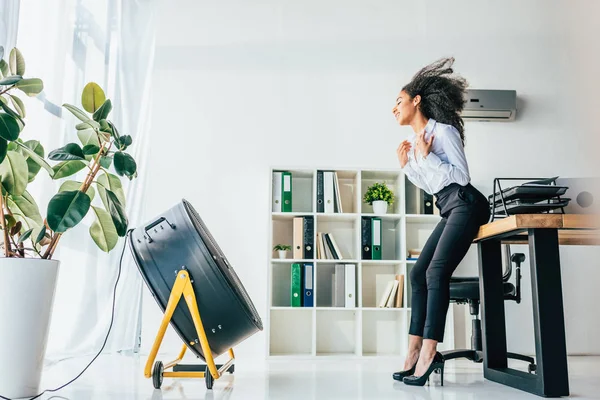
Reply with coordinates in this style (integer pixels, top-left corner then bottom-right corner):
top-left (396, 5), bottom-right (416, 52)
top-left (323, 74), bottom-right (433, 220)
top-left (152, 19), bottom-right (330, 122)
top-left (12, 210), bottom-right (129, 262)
top-left (266, 167), bottom-right (454, 359)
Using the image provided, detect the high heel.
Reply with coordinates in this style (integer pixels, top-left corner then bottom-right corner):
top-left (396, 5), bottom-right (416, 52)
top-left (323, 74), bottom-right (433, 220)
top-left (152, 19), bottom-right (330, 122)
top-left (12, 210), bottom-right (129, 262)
top-left (402, 352), bottom-right (445, 387)
top-left (392, 358), bottom-right (418, 381)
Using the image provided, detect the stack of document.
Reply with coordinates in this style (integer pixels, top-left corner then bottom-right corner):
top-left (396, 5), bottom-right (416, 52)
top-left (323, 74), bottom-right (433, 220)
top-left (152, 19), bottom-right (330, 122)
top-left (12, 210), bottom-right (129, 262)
top-left (378, 275), bottom-right (404, 308)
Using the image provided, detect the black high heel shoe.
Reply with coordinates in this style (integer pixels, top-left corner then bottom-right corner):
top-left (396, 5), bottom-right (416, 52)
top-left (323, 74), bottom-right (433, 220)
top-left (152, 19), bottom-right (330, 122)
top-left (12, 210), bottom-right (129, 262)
top-left (392, 358), bottom-right (418, 381)
top-left (402, 352), bottom-right (445, 386)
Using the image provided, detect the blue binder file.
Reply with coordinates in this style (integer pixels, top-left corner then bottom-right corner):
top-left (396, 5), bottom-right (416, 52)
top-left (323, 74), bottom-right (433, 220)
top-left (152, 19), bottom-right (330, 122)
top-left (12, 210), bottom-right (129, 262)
top-left (303, 263), bottom-right (313, 307)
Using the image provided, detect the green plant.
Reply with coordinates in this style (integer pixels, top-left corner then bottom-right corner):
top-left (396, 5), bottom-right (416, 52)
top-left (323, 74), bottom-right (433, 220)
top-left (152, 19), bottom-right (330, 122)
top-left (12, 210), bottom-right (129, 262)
top-left (0, 46), bottom-right (138, 260)
top-left (273, 244), bottom-right (291, 251)
top-left (363, 181), bottom-right (395, 205)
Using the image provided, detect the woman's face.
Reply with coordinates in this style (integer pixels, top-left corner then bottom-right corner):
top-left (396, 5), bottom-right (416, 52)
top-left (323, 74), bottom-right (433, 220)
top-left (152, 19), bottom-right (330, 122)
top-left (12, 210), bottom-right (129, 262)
top-left (392, 90), bottom-right (419, 126)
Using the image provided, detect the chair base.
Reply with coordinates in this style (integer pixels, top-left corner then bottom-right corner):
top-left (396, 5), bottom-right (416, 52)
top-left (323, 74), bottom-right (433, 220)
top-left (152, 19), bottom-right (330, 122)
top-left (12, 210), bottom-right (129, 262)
top-left (441, 349), bottom-right (536, 372)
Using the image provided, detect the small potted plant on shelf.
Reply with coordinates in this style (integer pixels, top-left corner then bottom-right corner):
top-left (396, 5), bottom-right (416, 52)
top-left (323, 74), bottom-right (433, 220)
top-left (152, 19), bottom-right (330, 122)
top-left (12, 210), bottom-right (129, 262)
top-left (0, 46), bottom-right (137, 399)
top-left (363, 181), bottom-right (395, 215)
top-left (273, 244), bottom-right (291, 259)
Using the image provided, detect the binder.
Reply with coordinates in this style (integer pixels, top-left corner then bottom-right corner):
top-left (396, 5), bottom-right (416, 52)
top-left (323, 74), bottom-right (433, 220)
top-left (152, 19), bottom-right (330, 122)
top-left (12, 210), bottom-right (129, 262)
top-left (323, 171), bottom-right (335, 213)
top-left (273, 171), bottom-right (282, 212)
top-left (282, 171), bottom-right (292, 212)
top-left (317, 171), bottom-right (324, 213)
top-left (293, 217), bottom-right (304, 259)
top-left (291, 263), bottom-right (302, 307)
top-left (371, 218), bottom-right (382, 260)
top-left (345, 264), bottom-right (355, 308)
top-left (423, 192), bottom-right (434, 215)
top-left (333, 172), bottom-right (343, 213)
top-left (334, 264), bottom-right (345, 307)
top-left (327, 233), bottom-right (343, 260)
top-left (395, 274), bottom-right (404, 308)
top-left (324, 233), bottom-right (340, 260)
top-left (361, 217), bottom-right (372, 260)
top-left (303, 263), bottom-right (314, 307)
top-left (303, 216), bottom-right (314, 259)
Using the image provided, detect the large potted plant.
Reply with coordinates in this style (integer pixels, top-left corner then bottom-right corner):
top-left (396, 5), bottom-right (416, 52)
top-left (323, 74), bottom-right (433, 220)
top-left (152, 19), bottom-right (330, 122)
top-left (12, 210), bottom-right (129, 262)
top-left (0, 47), bottom-right (138, 399)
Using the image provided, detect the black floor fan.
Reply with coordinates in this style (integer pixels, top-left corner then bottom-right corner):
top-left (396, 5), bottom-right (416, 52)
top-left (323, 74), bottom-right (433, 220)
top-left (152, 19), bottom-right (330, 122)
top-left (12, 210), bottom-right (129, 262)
top-left (128, 199), bottom-right (263, 389)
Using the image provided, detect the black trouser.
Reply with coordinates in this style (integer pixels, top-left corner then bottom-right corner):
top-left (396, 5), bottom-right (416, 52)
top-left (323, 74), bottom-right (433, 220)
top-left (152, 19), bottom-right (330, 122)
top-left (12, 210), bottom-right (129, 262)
top-left (408, 183), bottom-right (490, 342)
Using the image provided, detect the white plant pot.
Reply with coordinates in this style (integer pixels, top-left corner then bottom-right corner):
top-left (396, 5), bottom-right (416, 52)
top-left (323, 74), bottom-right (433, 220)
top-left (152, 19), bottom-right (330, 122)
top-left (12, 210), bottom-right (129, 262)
top-left (278, 250), bottom-right (287, 259)
top-left (372, 200), bottom-right (388, 214)
top-left (0, 258), bottom-right (60, 399)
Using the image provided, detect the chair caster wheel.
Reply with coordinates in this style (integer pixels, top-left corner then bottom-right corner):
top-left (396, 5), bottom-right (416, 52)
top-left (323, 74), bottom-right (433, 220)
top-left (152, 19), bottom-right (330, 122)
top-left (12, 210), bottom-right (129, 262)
top-left (205, 366), bottom-right (214, 389)
top-left (528, 364), bottom-right (537, 373)
top-left (228, 364), bottom-right (235, 374)
top-left (153, 361), bottom-right (164, 389)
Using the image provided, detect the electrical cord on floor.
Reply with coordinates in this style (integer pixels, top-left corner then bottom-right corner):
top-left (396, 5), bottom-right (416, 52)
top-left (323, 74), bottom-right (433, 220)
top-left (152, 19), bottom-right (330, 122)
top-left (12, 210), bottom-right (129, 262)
top-left (0, 229), bottom-right (134, 400)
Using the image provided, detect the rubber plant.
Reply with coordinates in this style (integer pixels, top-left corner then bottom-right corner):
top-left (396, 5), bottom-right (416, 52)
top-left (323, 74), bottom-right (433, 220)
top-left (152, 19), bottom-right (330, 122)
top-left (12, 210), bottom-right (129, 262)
top-left (0, 46), bottom-right (137, 260)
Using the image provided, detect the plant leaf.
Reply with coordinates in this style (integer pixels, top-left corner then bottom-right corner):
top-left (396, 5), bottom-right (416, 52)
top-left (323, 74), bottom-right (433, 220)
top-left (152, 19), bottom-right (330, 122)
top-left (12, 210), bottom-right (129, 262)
top-left (63, 103), bottom-right (90, 122)
top-left (97, 172), bottom-right (126, 208)
top-left (114, 152), bottom-right (137, 180)
top-left (0, 150), bottom-right (28, 195)
top-left (35, 225), bottom-right (46, 244)
top-left (59, 180), bottom-right (95, 201)
top-left (15, 78), bottom-right (43, 97)
top-left (52, 160), bottom-right (86, 180)
top-left (92, 99), bottom-right (111, 122)
top-left (99, 156), bottom-right (112, 169)
top-left (104, 189), bottom-right (127, 237)
top-left (0, 112), bottom-right (20, 141)
top-left (48, 143), bottom-right (85, 161)
top-left (9, 48), bottom-right (25, 76)
top-left (82, 144), bottom-right (100, 155)
top-left (77, 128), bottom-right (100, 147)
top-left (14, 140), bottom-right (54, 178)
top-left (17, 228), bottom-right (33, 244)
top-left (0, 75), bottom-right (22, 85)
top-left (6, 190), bottom-right (43, 225)
top-left (81, 82), bottom-right (105, 113)
top-left (8, 95), bottom-right (25, 118)
top-left (47, 190), bottom-right (91, 233)
top-left (4, 214), bottom-right (17, 231)
top-left (0, 101), bottom-right (25, 129)
top-left (89, 206), bottom-right (118, 252)
top-left (0, 138), bottom-right (7, 164)
top-left (0, 60), bottom-right (9, 77)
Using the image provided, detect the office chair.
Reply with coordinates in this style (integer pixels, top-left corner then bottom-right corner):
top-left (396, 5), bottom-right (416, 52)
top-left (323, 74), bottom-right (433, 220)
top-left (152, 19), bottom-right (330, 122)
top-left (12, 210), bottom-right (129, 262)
top-left (442, 244), bottom-right (537, 373)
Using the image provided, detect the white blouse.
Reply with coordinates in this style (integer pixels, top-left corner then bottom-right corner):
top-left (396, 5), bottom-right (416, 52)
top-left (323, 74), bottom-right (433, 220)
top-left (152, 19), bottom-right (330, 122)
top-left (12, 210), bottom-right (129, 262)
top-left (402, 118), bottom-right (471, 195)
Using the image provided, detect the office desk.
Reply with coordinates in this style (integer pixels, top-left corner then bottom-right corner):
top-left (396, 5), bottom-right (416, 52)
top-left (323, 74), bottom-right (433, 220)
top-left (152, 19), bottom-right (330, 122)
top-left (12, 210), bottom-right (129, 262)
top-left (472, 214), bottom-right (600, 397)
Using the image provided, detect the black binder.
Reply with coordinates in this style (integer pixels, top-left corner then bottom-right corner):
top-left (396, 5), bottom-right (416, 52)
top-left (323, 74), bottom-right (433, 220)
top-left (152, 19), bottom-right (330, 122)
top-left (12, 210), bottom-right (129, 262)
top-left (361, 217), bottom-right (372, 260)
top-left (303, 216), bottom-right (314, 259)
top-left (317, 171), bottom-right (324, 213)
top-left (423, 193), bottom-right (434, 214)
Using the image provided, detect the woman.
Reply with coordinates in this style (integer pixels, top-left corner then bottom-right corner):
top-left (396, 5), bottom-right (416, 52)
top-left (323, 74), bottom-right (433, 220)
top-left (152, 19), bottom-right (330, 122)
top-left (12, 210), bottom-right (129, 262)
top-left (391, 57), bottom-right (490, 386)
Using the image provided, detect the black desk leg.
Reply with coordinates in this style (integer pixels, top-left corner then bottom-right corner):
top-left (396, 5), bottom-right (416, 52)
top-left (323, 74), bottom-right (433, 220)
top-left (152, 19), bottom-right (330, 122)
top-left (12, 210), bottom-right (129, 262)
top-left (529, 228), bottom-right (570, 397)
top-left (478, 239), bottom-right (508, 370)
top-left (478, 230), bottom-right (570, 398)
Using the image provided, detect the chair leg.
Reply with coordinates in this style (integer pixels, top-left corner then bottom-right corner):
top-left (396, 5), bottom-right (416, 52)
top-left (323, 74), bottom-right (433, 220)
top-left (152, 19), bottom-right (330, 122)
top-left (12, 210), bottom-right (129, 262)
top-left (507, 352), bottom-right (535, 365)
top-left (441, 349), bottom-right (484, 363)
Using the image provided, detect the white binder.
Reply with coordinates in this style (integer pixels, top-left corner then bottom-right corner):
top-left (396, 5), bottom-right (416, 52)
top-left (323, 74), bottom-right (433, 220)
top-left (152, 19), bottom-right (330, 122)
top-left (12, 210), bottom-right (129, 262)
top-left (324, 171), bottom-right (335, 213)
top-left (272, 172), bottom-right (282, 212)
top-left (345, 264), bottom-right (355, 308)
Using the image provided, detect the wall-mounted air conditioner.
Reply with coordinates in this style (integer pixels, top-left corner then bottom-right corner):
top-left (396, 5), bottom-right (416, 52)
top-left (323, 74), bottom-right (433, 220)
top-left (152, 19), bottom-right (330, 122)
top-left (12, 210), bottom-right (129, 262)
top-left (461, 89), bottom-right (517, 121)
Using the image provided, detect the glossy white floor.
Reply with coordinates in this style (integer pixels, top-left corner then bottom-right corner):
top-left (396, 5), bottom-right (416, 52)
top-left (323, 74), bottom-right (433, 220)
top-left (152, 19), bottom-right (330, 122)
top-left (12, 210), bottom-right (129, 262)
top-left (21, 354), bottom-right (600, 400)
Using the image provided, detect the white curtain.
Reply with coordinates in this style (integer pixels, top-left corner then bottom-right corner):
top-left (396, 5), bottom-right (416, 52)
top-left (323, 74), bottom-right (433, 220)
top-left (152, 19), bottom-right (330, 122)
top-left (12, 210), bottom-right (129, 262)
top-left (12, 0), bottom-right (158, 360)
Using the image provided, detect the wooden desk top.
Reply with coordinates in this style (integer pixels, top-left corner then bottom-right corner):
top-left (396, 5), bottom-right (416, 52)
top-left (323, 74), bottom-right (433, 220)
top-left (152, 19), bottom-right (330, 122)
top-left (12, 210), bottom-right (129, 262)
top-left (474, 214), bottom-right (600, 245)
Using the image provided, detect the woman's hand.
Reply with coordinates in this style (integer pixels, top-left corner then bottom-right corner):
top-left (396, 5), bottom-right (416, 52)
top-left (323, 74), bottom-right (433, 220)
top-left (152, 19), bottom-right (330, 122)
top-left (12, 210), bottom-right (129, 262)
top-left (415, 130), bottom-right (434, 158)
top-left (397, 140), bottom-right (411, 168)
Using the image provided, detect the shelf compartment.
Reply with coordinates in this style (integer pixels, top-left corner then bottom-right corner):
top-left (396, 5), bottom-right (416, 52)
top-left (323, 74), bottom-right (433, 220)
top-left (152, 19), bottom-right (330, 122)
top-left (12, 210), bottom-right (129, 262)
top-left (315, 262), bottom-right (358, 308)
top-left (362, 310), bottom-right (406, 356)
top-left (316, 309), bottom-right (358, 356)
top-left (269, 309), bottom-right (313, 356)
top-left (361, 262), bottom-right (405, 308)
top-left (272, 169), bottom-right (314, 213)
top-left (316, 216), bottom-right (358, 260)
top-left (316, 169), bottom-right (359, 214)
top-left (360, 170), bottom-right (402, 215)
top-left (405, 219), bottom-right (439, 261)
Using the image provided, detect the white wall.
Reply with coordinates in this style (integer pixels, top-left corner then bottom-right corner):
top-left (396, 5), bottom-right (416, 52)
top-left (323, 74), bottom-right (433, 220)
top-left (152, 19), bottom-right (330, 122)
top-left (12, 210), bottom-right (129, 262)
top-left (139, 0), bottom-right (600, 361)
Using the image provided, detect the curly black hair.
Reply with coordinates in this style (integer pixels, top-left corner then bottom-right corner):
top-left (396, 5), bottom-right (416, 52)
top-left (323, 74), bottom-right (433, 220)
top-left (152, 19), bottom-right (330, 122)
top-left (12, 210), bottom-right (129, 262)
top-left (402, 57), bottom-right (469, 145)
